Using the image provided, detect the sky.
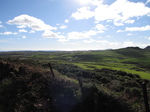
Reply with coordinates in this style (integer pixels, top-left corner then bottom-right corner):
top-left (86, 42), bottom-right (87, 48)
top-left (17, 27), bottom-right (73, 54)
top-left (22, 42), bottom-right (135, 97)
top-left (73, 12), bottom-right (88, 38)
top-left (0, 0), bottom-right (150, 51)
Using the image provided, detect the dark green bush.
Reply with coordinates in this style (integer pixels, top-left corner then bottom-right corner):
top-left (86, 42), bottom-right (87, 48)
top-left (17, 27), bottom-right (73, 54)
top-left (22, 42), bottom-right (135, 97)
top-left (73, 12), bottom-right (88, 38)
top-left (124, 87), bottom-right (142, 98)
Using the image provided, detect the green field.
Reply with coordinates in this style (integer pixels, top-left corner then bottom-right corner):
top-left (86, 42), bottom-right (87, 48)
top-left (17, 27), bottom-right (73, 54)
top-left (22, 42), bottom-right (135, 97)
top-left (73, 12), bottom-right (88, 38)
top-left (0, 47), bottom-right (150, 79)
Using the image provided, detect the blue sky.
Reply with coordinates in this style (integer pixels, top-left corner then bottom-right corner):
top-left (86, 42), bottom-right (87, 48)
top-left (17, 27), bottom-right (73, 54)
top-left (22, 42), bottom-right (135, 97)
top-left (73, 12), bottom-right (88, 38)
top-left (0, 0), bottom-right (150, 51)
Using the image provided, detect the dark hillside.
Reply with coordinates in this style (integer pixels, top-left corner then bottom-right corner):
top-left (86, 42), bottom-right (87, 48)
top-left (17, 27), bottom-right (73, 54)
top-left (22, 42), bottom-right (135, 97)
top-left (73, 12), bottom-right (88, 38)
top-left (145, 46), bottom-right (150, 50)
top-left (0, 61), bottom-right (56, 111)
top-left (0, 60), bottom-right (147, 112)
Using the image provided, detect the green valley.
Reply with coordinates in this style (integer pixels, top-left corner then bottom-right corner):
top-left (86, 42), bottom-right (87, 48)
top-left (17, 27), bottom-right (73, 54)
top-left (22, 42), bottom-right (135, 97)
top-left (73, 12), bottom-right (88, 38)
top-left (0, 47), bottom-right (150, 112)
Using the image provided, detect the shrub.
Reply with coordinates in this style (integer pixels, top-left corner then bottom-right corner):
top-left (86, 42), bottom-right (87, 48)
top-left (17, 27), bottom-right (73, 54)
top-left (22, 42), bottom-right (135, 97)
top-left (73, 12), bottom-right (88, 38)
top-left (124, 87), bottom-right (142, 98)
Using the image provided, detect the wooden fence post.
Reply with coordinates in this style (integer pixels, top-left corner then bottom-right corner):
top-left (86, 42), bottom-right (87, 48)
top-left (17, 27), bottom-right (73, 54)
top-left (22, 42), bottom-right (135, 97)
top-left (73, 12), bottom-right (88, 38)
top-left (142, 81), bottom-right (150, 112)
top-left (48, 63), bottom-right (55, 78)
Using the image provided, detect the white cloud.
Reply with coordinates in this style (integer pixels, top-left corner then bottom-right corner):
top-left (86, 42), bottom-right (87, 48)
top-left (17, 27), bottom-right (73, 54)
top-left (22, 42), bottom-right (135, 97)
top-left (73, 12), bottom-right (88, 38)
top-left (71, 7), bottom-right (94, 20)
top-left (122, 41), bottom-right (148, 48)
top-left (95, 24), bottom-right (107, 32)
top-left (0, 31), bottom-right (18, 35)
top-left (109, 41), bottom-right (121, 46)
top-left (123, 41), bottom-right (134, 47)
top-left (7, 14), bottom-right (57, 31)
top-left (29, 30), bottom-right (35, 33)
top-left (42, 30), bottom-right (59, 38)
top-left (118, 25), bottom-right (150, 32)
top-left (17, 25), bottom-right (26, 28)
top-left (42, 31), bottom-right (68, 42)
top-left (106, 20), bottom-right (113, 23)
top-left (110, 0), bottom-right (150, 20)
top-left (86, 30), bottom-right (97, 36)
top-left (60, 25), bottom-right (67, 29)
top-left (117, 30), bottom-right (124, 33)
top-left (19, 29), bottom-right (27, 33)
top-left (22, 36), bottom-right (27, 38)
top-left (124, 19), bottom-right (135, 24)
top-left (71, 0), bottom-right (150, 25)
top-left (94, 4), bottom-right (118, 22)
top-left (114, 21), bottom-right (124, 26)
top-left (84, 40), bottom-right (148, 49)
top-left (64, 19), bottom-right (69, 23)
top-left (127, 33), bottom-right (133, 36)
top-left (125, 25), bottom-right (150, 31)
top-left (106, 0), bottom-right (150, 22)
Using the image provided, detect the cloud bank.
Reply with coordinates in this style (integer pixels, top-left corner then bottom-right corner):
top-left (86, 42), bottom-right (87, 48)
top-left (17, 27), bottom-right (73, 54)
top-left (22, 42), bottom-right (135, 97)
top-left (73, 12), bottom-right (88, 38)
top-left (71, 0), bottom-right (150, 25)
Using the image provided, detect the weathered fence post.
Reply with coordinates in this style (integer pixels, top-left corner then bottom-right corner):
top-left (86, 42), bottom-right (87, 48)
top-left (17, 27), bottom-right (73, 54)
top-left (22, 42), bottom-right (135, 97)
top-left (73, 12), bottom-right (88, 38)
top-left (48, 62), bottom-right (55, 78)
top-left (142, 81), bottom-right (150, 112)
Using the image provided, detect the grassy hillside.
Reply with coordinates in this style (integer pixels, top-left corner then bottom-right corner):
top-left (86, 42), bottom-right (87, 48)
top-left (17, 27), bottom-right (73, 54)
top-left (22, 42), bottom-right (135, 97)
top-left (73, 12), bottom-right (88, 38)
top-left (0, 47), bottom-right (150, 111)
top-left (0, 47), bottom-right (150, 80)
top-left (0, 59), bottom-right (149, 112)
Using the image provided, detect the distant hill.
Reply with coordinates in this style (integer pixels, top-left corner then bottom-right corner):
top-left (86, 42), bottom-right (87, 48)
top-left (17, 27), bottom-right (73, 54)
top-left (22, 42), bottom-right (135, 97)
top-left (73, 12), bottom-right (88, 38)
top-left (126, 47), bottom-right (142, 50)
top-left (113, 46), bottom-right (144, 58)
top-left (144, 46), bottom-right (150, 50)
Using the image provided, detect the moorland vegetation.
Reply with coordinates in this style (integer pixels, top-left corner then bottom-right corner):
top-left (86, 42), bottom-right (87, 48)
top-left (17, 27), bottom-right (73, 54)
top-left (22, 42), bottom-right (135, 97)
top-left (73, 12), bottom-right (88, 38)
top-left (0, 46), bottom-right (150, 112)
